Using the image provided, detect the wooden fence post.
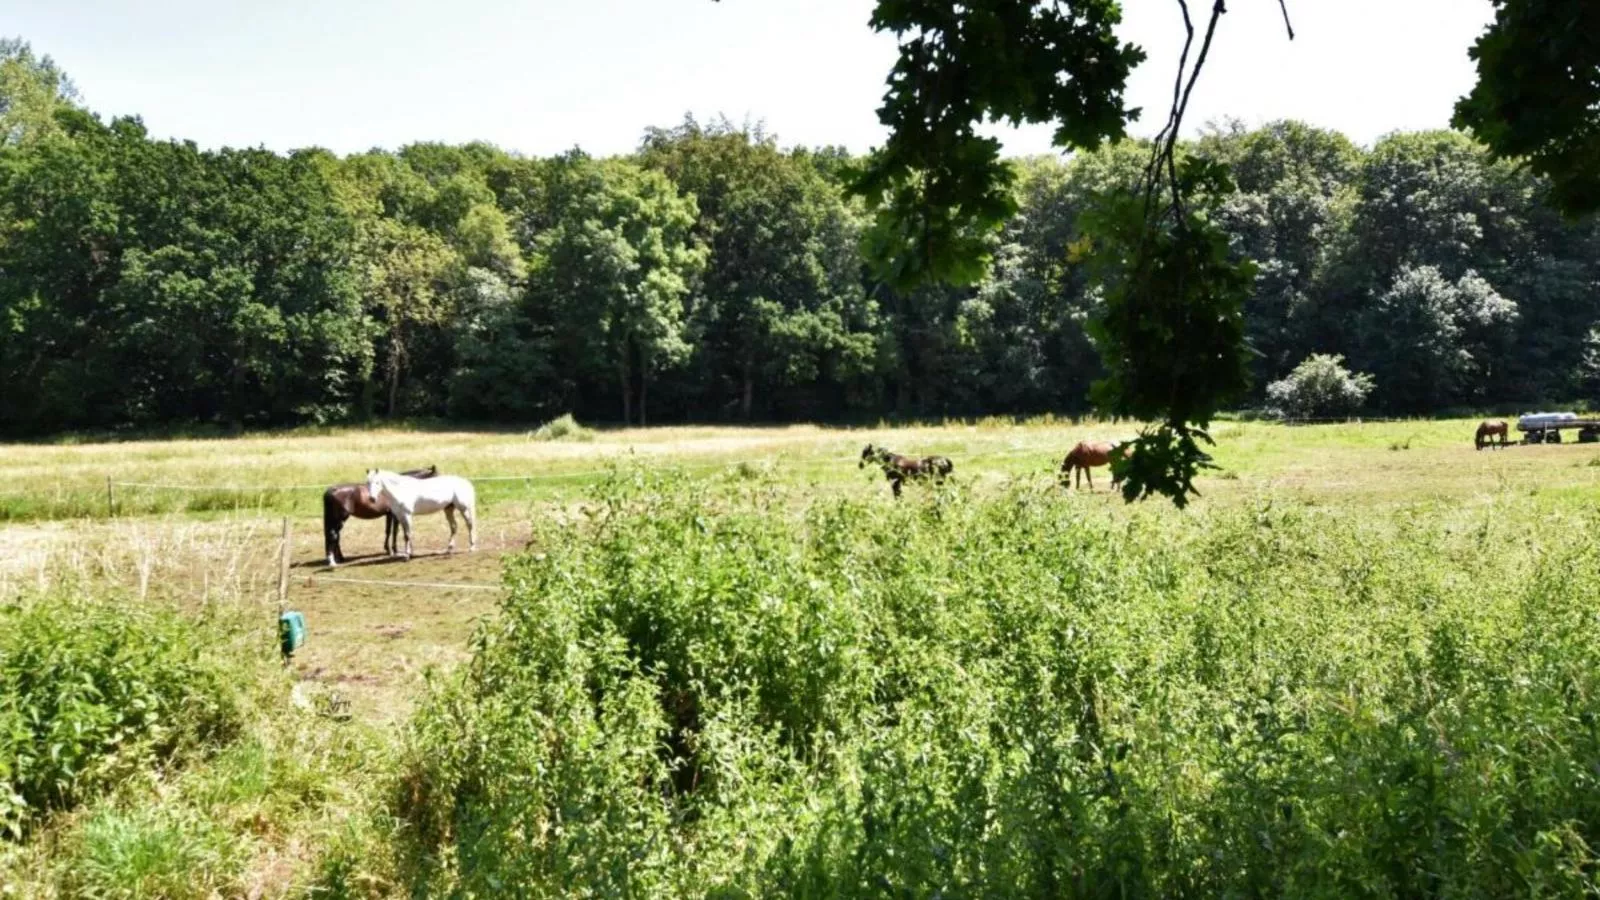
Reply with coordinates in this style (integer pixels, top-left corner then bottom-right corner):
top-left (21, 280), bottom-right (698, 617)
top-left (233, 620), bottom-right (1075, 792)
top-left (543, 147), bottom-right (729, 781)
top-left (277, 517), bottom-right (290, 612)
top-left (106, 476), bottom-right (114, 518)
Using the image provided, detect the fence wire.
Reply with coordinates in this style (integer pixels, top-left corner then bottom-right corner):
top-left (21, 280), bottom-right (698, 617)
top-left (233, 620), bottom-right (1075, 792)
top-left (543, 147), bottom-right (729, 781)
top-left (306, 575), bottom-right (500, 592)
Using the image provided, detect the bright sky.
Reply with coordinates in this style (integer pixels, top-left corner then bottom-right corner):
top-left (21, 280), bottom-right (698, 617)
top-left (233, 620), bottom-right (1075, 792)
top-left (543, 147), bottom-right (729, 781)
top-left (9, 0), bottom-right (1495, 158)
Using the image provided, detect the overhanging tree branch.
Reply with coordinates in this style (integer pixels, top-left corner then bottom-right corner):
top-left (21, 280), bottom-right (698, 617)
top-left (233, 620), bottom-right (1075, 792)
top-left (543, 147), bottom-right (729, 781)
top-left (1277, 0), bottom-right (1296, 40)
top-left (1145, 0), bottom-right (1228, 223)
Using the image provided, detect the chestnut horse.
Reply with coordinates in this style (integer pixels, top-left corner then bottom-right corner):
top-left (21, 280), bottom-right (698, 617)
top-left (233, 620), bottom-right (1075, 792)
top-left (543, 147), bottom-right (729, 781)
top-left (323, 465), bottom-right (436, 567)
top-left (1475, 420), bottom-right (1509, 450)
top-left (1060, 440), bottom-right (1124, 490)
top-left (859, 444), bottom-right (954, 498)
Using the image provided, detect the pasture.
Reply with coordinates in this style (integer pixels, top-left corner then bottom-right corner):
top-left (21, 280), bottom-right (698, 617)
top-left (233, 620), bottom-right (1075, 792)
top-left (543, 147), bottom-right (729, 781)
top-left (3, 417), bottom-right (1600, 896)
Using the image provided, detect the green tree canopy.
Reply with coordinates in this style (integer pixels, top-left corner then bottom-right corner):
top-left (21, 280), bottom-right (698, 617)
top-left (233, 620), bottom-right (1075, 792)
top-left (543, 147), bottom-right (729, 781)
top-left (531, 152), bottom-right (706, 426)
top-left (1454, 0), bottom-right (1600, 217)
top-left (0, 37), bottom-right (78, 146)
top-left (640, 117), bottom-right (877, 419)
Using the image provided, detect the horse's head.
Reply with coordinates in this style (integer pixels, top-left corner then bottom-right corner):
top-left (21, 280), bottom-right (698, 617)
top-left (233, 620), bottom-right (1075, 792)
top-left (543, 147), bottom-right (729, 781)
top-left (859, 444), bottom-right (874, 469)
top-left (365, 468), bottom-right (388, 500)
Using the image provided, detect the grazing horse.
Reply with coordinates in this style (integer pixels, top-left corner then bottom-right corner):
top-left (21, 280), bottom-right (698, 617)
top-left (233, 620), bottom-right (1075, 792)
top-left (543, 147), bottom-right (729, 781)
top-left (324, 465), bottom-right (436, 567)
top-left (1475, 420), bottom-right (1509, 450)
top-left (859, 444), bottom-right (954, 498)
top-left (1060, 440), bottom-right (1124, 491)
top-left (365, 469), bottom-right (477, 560)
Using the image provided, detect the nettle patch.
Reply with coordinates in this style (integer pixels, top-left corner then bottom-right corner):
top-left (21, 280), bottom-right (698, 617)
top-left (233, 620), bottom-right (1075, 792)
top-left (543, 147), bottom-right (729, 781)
top-left (0, 595), bottom-right (244, 837)
top-left (398, 473), bottom-right (1600, 896)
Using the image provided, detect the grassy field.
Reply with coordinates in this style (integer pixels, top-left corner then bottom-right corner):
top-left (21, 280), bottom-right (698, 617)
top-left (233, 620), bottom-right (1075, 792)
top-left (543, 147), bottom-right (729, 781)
top-left (3, 416), bottom-right (1600, 896)
top-left (3, 417), bottom-right (1598, 722)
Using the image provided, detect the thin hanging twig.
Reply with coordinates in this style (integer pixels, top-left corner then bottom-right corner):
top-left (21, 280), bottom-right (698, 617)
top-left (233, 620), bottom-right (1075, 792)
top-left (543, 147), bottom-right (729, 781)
top-left (1145, 0), bottom-right (1228, 226)
top-left (1142, 0), bottom-right (1196, 219)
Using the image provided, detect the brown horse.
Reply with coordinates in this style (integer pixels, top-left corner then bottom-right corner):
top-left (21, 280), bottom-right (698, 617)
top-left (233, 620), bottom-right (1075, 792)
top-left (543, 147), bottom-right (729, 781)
top-left (1060, 440), bottom-right (1124, 490)
top-left (324, 465), bottom-right (436, 566)
top-left (860, 444), bottom-right (953, 498)
top-left (1475, 420), bottom-right (1509, 450)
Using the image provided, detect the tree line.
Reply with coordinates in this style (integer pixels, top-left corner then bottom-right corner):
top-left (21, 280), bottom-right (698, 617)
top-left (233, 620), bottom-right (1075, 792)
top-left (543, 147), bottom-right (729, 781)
top-left (1, 40), bottom-right (1597, 436)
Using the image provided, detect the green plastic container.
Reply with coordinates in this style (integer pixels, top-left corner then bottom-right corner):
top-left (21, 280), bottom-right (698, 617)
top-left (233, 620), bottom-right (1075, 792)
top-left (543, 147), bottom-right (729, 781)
top-left (278, 610), bottom-right (306, 659)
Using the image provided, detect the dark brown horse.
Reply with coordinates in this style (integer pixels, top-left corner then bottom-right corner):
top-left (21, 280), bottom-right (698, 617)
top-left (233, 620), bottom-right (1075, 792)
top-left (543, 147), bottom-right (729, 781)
top-left (1060, 440), bottom-right (1124, 490)
top-left (324, 465), bottom-right (436, 566)
top-left (1475, 420), bottom-right (1509, 450)
top-left (860, 444), bottom-right (953, 497)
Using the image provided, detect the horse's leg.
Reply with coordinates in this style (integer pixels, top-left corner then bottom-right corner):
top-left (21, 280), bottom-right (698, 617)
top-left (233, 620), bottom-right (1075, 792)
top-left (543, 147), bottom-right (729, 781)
top-left (1086, 466), bottom-right (1094, 491)
top-left (444, 505), bottom-right (458, 553)
top-left (400, 511), bottom-right (414, 560)
top-left (384, 513), bottom-right (395, 556)
top-left (891, 475), bottom-right (903, 498)
top-left (463, 503), bottom-right (477, 551)
top-left (323, 501), bottom-right (342, 567)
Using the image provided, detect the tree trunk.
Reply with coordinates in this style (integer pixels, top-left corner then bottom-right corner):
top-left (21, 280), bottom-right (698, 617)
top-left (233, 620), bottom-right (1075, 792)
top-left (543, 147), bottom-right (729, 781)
top-left (386, 329), bottom-right (403, 418)
top-left (741, 362), bottom-right (754, 419)
top-left (619, 349), bottom-right (632, 426)
top-left (619, 368), bottom-right (632, 426)
top-left (640, 364), bottom-right (649, 427)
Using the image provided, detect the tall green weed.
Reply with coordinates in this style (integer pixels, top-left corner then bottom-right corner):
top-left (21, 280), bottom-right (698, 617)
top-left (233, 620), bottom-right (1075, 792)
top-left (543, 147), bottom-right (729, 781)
top-left (400, 473), bottom-right (1600, 896)
top-left (0, 594), bottom-right (244, 837)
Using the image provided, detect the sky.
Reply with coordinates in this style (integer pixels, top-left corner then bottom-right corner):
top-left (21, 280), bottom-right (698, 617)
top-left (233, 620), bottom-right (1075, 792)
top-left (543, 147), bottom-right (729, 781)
top-left (9, 0), bottom-right (1496, 158)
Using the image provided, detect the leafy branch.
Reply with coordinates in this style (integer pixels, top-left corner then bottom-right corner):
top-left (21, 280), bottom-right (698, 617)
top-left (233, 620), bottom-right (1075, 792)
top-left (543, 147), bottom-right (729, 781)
top-left (852, 0), bottom-right (1292, 507)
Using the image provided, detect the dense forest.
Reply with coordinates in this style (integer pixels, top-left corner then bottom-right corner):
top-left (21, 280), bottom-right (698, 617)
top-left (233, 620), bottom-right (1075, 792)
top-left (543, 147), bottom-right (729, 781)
top-left (1, 40), bottom-right (1597, 435)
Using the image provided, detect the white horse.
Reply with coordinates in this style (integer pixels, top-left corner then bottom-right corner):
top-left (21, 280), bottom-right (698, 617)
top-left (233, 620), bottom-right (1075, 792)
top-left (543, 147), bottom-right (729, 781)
top-left (365, 469), bottom-right (477, 560)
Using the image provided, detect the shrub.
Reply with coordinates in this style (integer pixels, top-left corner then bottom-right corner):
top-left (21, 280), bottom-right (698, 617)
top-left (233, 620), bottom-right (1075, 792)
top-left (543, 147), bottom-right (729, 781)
top-left (1266, 353), bottom-right (1376, 420)
top-left (397, 473), bottom-right (1600, 896)
top-left (530, 413), bottom-right (593, 442)
top-left (0, 595), bottom-right (244, 836)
